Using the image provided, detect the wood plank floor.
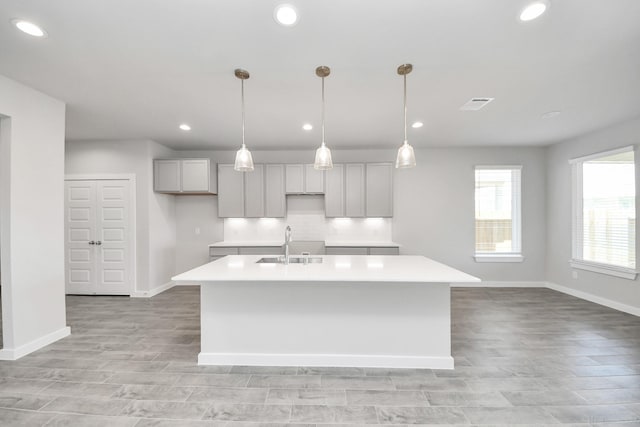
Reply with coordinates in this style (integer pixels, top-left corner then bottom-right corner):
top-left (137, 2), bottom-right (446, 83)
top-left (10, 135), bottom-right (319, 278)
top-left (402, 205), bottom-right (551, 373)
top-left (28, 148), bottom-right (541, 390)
top-left (0, 286), bottom-right (638, 426)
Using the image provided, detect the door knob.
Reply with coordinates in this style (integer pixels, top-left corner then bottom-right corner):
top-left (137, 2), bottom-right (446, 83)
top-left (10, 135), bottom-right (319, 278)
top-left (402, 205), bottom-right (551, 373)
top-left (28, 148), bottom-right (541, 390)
top-left (95, 241), bottom-right (102, 245)
top-left (88, 241), bottom-right (95, 245)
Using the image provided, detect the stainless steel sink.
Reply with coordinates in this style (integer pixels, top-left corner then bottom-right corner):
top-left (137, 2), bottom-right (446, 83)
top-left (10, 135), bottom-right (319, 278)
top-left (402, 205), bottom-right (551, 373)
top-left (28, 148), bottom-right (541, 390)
top-left (256, 256), bottom-right (323, 264)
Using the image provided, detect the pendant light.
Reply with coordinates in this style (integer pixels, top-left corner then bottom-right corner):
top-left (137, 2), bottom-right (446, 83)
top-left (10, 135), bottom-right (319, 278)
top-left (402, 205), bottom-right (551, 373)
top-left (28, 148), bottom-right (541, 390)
top-left (314, 66), bottom-right (333, 170)
top-left (395, 63), bottom-right (416, 169)
top-left (234, 68), bottom-right (254, 172)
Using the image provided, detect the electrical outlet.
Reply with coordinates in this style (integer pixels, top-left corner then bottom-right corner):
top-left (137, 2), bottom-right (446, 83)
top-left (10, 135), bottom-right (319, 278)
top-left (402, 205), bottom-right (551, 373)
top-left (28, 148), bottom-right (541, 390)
top-left (572, 271), bottom-right (578, 279)
top-left (195, 227), bottom-right (201, 235)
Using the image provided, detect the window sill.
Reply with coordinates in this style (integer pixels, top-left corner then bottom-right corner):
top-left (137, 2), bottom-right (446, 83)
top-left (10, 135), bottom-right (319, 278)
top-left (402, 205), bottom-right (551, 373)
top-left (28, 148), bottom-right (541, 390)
top-left (569, 259), bottom-right (637, 280)
top-left (474, 254), bottom-right (524, 263)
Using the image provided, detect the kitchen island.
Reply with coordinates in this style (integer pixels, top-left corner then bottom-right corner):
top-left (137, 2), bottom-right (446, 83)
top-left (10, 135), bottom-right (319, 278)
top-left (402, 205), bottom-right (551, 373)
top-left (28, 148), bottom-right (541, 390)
top-left (172, 255), bottom-right (479, 369)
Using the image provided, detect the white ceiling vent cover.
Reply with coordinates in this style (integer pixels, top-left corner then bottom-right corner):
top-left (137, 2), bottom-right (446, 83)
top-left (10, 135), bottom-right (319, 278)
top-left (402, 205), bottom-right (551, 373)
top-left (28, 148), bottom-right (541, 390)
top-left (460, 98), bottom-right (494, 111)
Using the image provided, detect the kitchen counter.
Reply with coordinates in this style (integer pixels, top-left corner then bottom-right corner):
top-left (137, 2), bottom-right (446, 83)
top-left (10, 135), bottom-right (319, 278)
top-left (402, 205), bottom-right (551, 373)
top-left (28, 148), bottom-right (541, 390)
top-left (173, 255), bottom-right (476, 283)
top-left (173, 255), bottom-right (479, 369)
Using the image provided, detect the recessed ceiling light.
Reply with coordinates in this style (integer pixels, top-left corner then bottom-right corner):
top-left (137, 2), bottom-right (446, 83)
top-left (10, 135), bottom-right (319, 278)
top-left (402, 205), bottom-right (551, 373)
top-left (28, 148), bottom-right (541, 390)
top-left (11, 19), bottom-right (46, 37)
top-left (411, 121), bottom-right (424, 129)
top-left (519, 1), bottom-right (548, 21)
top-left (302, 123), bottom-right (313, 131)
top-left (179, 124), bottom-right (191, 131)
top-left (541, 111), bottom-right (561, 119)
top-left (274, 4), bottom-right (298, 26)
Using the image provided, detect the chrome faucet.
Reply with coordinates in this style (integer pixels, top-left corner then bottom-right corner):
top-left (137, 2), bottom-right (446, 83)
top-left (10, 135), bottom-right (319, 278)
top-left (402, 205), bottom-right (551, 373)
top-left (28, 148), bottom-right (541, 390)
top-left (284, 225), bottom-right (292, 264)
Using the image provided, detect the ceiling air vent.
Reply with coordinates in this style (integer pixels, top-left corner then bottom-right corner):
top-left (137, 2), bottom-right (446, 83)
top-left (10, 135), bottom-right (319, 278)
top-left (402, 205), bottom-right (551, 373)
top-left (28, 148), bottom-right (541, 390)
top-left (460, 98), bottom-right (494, 111)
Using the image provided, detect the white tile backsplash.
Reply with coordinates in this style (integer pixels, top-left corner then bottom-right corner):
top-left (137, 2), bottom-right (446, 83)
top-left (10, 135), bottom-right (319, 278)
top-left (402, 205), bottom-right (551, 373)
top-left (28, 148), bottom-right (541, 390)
top-left (223, 195), bottom-right (392, 243)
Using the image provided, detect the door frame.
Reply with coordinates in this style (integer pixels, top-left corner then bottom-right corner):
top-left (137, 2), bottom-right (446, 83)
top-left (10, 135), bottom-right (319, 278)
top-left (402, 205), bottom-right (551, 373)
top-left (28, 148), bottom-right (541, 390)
top-left (64, 174), bottom-right (137, 296)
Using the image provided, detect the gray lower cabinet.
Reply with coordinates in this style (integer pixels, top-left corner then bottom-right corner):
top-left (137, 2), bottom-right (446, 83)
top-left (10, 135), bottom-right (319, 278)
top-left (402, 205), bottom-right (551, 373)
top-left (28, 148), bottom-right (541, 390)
top-left (265, 164), bottom-right (286, 217)
top-left (209, 246), bottom-right (238, 262)
top-left (154, 158), bottom-right (216, 194)
top-left (245, 164), bottom-right (265, 217)
top-left (209, 246), bottom-right (282, 261)
top-left (366, 163), bottom-right (393, 217)
top-left (217, 164), bottom-right (245, 217)
top-left (325, 246), bottom-right (399, 255)
top-left (324, 164), bottom-right (344, 217)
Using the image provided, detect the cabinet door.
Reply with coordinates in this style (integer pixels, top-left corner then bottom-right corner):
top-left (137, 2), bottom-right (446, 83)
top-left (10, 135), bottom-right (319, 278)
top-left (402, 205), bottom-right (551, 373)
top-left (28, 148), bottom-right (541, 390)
top-left (285, 164), bottom-right (304, 194)
top-left (265, 164), bottom-right (286, 217)
top-left (324, 164), bottom-right (344, 217)
top-left (154, 160), bottom-right (181, 192)
top-left (244, 164), bottom-right (265, 217)
top-left (369, 247), bottom-right (400, 255)
top-left (345, 164), bottom-right (365, 217)
top-left (305, 164), bottom-right (325, 193)
top-left (181, 159), bottom-right (210, 192)
top-left (217, 164), bottom-right (245, 217)
top-left (325, 247), bottom-right (368, 255)
top-left (366, 163), bottom-right (393, 217)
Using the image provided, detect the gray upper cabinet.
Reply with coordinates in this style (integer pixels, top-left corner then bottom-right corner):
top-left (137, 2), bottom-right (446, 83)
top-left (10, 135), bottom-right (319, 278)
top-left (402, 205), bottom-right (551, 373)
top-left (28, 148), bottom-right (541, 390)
top-left (154, 158), bottom-right (216, 194)
top-left (154, 160), bottom-right (181, 192)
top-left (244, 164), bottom-right (265, 218)
top-left (218, 164), bottom-right (286, 218)
top-left (345, 164), bottom-right (365, 217)
top-left (181, 159), bottom-right (210, 192)
top-left (286, 164), bottom-right (325, 194)
top-left (324, 164), bottom-right (344, 217)
top-left (218, 164), bottom-right (245, 217)
top-left (285, 164), bottom-right (304, 194)
top-left (265, 164), bottom-right (286, 218)
top-left (305, 164), bottom-right (325, 193)
top-left (366, 163), bottom-right (393, 217)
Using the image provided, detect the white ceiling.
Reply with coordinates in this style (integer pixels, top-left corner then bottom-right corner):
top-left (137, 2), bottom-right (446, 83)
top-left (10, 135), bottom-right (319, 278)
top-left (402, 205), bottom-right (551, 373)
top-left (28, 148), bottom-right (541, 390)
top-left (1, 0), bottom-right (639, 150)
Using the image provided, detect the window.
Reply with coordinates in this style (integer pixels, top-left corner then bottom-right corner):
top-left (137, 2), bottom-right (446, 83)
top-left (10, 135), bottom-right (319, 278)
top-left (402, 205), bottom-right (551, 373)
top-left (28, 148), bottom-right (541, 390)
top-left (571, 146), bottom-right (636, 279)
top-left (474, 166), bottom-right (522, 262)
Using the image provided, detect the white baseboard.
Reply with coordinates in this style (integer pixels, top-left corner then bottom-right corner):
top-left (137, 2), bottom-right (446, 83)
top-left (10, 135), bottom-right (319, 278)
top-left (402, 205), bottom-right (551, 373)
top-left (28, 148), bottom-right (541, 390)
top-left (0, 326), bottom-right (71, 360)
top-left (131, 281), bottom-right (175, 298)
top-left (198, 352), bottom-right (454, 369)
top-left (452, 281), bottom-right (546, 288)
top-left (546, 281), bottom-right (640, 317)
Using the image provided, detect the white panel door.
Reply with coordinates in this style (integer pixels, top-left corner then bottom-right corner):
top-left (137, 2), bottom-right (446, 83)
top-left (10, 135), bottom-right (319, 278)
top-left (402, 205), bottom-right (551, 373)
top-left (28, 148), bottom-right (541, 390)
top-left (65, 181), bottom-right (98, 294)
top-left (96, 180), bottom-right (132, 294)
top-left (65, 179), bottom-right (133, 295)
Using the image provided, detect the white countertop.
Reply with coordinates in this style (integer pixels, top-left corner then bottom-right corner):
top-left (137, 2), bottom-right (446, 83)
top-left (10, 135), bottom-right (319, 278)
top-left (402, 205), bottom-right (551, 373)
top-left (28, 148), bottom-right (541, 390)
top-left (209, 240), bottom-right (400, 248)
top-left (173, 255), bottom-right (480, 284)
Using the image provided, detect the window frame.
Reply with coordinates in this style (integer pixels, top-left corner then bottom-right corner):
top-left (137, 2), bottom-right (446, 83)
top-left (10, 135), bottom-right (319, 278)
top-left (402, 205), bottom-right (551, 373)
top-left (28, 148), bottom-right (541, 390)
top-left (570, 145), bottom-right (637, 280)
top-left (474, 165), bottom-right (523, 263)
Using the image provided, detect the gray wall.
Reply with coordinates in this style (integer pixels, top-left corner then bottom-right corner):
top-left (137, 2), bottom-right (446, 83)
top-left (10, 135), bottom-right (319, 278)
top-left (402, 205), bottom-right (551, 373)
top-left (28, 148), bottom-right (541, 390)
top-left (546, 117), bottom-right (640, 310)
top-left (0, 74), bottom-right (67, 356)
top-left (65, 139), bottom-right (177, 294)
top-left (395, 147), bottom-right (546, 282)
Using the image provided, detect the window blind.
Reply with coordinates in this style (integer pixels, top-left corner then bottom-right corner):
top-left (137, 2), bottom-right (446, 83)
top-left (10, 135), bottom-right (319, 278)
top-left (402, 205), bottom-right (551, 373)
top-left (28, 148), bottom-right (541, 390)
top-left (574, 149), bottom-right (636, 269)
top-left (475, 166), bottom-right (522, 254)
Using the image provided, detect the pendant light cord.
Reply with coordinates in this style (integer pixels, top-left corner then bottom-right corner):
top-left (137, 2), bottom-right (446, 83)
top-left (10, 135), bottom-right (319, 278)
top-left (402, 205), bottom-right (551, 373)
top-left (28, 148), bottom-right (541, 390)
top-left (241, 78), bottom-right (246, 149)
top-left (321, 76), bottom-right (326, 146)
top-left (403, 73), bottom-right (407, 144)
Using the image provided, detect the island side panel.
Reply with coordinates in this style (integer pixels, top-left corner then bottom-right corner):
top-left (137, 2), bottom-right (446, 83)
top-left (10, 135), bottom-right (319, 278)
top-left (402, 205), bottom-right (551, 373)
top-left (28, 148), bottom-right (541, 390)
top-left (199, 280), bottom-right (453, 369)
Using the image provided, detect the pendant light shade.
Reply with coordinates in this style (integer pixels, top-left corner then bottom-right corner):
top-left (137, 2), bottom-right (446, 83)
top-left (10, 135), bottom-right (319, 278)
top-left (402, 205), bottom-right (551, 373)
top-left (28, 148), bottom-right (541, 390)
top-left (395, 63), bottom-right (417, 169)
top-left (234, 68), bottom-right (254, 172)
top-left (314, 66), bottom-right (333, 170)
